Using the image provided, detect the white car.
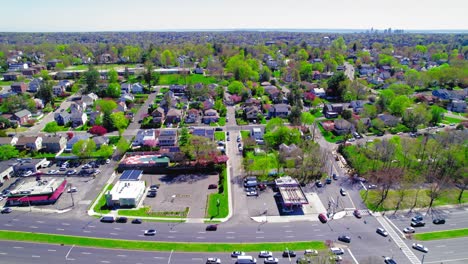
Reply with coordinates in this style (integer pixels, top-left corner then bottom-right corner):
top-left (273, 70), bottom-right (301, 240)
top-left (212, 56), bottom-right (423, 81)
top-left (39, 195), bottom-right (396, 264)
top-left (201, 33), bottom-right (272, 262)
top-left (67, 187), bottom-right (77, 193)
top-left (66, 169), bottom-right (77, 175)
top-left (304, 249), bottom-right (318, 255)
top-left (376, 227), bottom-right (389, 237)
top-left (22, 171), bottom-right (33, 177)
top-left (206, 257), bottom-right (221, 264)
top-left (264, 257), bottom-right (278, 264)
top-left (412, 243), bottom-right (428, 253)
top-left (258, 251), bottom-right (272, 258)
top-left (403, 227), bottom-right (415, 233)
top-left (47, 170), bottom-right (59, 174)
top-left (144, 229), bottom-right (157, 236)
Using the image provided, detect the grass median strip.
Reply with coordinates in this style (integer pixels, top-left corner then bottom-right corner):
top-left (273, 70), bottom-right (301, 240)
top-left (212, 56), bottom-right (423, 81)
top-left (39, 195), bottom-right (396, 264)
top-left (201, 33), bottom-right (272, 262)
top-left (414, 228), bottom-right (468, 241)
top-left (0, 230), bottom-right (325, 252)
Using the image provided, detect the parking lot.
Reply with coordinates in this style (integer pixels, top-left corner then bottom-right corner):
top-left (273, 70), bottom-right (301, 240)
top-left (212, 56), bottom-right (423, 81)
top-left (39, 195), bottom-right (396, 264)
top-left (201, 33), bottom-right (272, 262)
top-left (140, 173), bottom-right (219, 218)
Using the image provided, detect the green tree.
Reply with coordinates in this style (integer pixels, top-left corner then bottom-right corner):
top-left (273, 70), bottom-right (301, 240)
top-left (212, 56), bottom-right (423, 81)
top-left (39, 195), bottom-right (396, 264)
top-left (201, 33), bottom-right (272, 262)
top-left (371, 118), bottom-right (385, 132)
top-left (264, 126), bottom-right (301, 149)
top-left (122, 45), bottom-right (142, 63)
top-left (265, 117), bottom-right (285, 132)
top-left (179, 127), bottom-right (190, 146)
top-left (299, 62), bottom-right (313, 81)
top-left (326, 71), bottom-right (347, 99)
top-left (403, 104), bottom-right (431, 131)
top-left (161, 49), bottom-right (175, 67)
top-left (96, 144), bottom-right (113, 158)
top-left (389, 95), bottom-right (411, 116)
top-left (259, 66), bottom-right (271, 82)
top-left (300, 112), bottom-right (315, 125)
top-left (96, 99), bottom-right (117, 114)
top-left (108, 68), bottom-right (119, 83)
top-left (110, 112), bottom-right (129, 134)
top-left (430, 105), bottom-right (445, 125)
top-left (116, 137), bottom-right (130, 156)
top-left (227, 81), bottom-right (244, 94)
top-left (71, 139), bottom-right (96, 158)
top-left (36, 81), bottom-right (54, 105)
top-left (297, 48), bottom-right (309, 61)
top-left (84, 65), bottom-right (100, 93)
top-left (106, 83), bottom-right (121, 98)
top-left (0, 145), bottom-right (19, 160)
top-left (362, 104), bottom-right (378, 118)
top-left (376, 89), bottom-right (396, 112)
top-left (388, 83), bottom-right (412, 96)
top-left (144, 62), bottom-right (154, 88)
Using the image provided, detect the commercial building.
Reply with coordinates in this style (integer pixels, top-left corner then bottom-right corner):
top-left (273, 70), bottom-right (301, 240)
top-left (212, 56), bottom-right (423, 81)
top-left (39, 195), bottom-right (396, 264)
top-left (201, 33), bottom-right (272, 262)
top-left (6, 177), bottom-right (67, 206)
top-left (0, 161), bottom-right (14, 183)
top-left (105, 170), bottom-right (145, 208)
top-left (275, 176), bottom-right (308, 208)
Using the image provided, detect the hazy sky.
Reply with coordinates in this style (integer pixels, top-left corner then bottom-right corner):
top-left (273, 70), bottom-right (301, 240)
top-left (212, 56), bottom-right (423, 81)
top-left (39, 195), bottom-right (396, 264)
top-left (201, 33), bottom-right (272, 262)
top-left (1, 0), bottom-right (467, 32)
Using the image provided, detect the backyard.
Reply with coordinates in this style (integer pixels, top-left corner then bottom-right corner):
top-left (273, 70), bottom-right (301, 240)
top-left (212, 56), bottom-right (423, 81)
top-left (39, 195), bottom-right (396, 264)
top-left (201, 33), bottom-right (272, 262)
top-left (158, 74), bottom-right (217, 85)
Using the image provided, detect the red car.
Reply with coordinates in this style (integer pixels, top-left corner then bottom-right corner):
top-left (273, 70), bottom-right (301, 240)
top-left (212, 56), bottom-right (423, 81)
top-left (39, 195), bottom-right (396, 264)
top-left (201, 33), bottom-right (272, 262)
top-left (318, 213), bottom-right (328, 223)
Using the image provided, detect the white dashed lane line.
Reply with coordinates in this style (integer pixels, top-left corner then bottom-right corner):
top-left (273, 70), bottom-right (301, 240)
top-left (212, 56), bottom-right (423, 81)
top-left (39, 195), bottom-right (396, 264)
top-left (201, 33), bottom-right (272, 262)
top-left (47, 249), bottom-right (56, 252)
top-left (32, 255), bottom-right (40, 258)
top-left (13, 247), bottom-right (23, 249)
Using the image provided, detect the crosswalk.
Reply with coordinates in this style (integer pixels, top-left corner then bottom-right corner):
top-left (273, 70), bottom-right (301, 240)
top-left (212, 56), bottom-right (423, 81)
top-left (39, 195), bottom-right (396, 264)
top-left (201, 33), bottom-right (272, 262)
top-left (375, 214), bottom-right (420, 264)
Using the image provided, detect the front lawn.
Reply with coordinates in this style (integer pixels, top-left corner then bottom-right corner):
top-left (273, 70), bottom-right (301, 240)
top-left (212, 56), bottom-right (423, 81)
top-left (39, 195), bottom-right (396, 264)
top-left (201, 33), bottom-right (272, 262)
top-left (414, 228), bottom-right (468, 241)
top-left (244, 151), bottom-right (279, 172)
top-left (318, 123), bottom-right (344, 143)
top-left (92, 184), bottom-right (114, 215)
top-left (240, 130), bottom-right (251, 140)
top-left (206, 167), bottom-right (229, 219)
top-left (214, 131), bottom-right (226, 141)
top-left (209, 117), bottom-right (226, 127)
top-left (361, 189), bottom-right (468, 212)
top-left (118, 207), bottom-right (189, 218)
top-left (442, 116), bottom-right (464, 124)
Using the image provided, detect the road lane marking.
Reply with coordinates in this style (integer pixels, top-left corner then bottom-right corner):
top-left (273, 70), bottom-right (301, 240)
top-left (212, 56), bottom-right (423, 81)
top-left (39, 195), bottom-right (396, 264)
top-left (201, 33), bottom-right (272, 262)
top-left (113, 227), bottom-right (121, 230)
top-left (285, 230), bottom-right (293, 233)
top-left (256, 231), bottom-right (264, 233)
top-left (117, 255), bottom-right (126, 257)
top-left (169, 230), bottom-right (177, 233)
top-left (436, 245), bottom-right (446, 248)
top-left (192, 258), bottom-right (203, 261)
top-left (32, 255), bottom-right (40, 258)
top-left (36, 221), bottom-right (45, 224)
top-left (226, 231), bottom-right (235, 234)
top-left (168, 236), bottom-right (175, 239)
top-left (83, 230), bottom-right (91, 233)
top-left (197, 231), bottom-right (206, 234)
top-left (88, 225), bottom-right (95, 228)
top-left (109, 232), bottom-right (118, 235)
top-left (4, 224), bottom-right (12, 227)
top-left (57, 228), bottom-right (65, 231)
top-left (29, 226), bottom-right (38, 229)
top-left (100, 261), bottom-right (110, 263)
top-left (48, 249), bottom-right (56, 252)
top-left (426, 257), bottom-right (468, 263)
top-left (0, 253), bottom-right (7, 255)
top-left (62, 223), bottom-right (70, 226)
top-left (256, 237), bottom-right (264, 239)
top-left (13, 246), bottom-right (23, 249)
top-left (286, 235), bottom-right (295, 238)
top-left (196, 236), bottom-right (205, 239)
top-left (82, 252), bottom-right (92, 255)
top-left (347, 248), bottom-right (359, 264)
top-left (226, 236), bottom-right (235, 239)
top-left (154, 257), bottom-right (165, 259)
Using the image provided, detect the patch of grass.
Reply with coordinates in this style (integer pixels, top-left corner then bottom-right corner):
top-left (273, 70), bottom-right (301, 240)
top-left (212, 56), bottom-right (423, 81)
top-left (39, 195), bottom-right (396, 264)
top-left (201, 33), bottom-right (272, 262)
top-left (361, 188), bottom-right (468, 212)
top-left (65, 64), bottom-right (136, 71)
top-left (318, 122), bottom-right (344, 143)
top-left (159, 87), bottom-right (169, 93)
top-left (414, 228), bottom-right (468, 241)
top-left (93, 184), bottom-right (114, 215)
top-left (209, 117), bottom-right (226, 127)
top-left (134, 94), bottom-right (149, 99)
top-left (118, 207), bottom-right (189, 218)
top-left (158, 74), bottom-right (217, 85)
top-left (108, 136), bottom-right (121, 145)
top-left (214, 131), bottom-right (226, 141)
top-left (244, 151), bottom-right (279, 172)
top-left (2, 127), bottom-right (28, 133)
top-left (206, 167), bottom-right (229, 219)
top-left (0, 80), bottom-right (13, 86)
top-left (240, 130), bottom-right (251, 140)
top-left (442, 116), bottom-right (464, 124)
top-left (0, 230), bottom-right (325, 252)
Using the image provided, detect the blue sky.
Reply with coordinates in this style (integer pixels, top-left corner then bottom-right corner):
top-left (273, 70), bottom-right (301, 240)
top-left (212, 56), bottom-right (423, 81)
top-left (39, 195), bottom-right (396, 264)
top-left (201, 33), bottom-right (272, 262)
top-left (1, 0), bottom-right (467, 32)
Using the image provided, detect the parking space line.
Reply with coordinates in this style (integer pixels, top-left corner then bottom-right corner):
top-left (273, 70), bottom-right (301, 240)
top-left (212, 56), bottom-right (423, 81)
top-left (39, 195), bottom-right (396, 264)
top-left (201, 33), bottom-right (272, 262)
top-left (192, 258), bottom-right (203, 261)
top-left (62, 223), bottom-right (70, 226)
top-left (169, 230), bottom-right (177, 233)
top-left (286, 235), bottom-right (295, 238)
top-left (13, 247), bottom-right (23, 249)
top-left (29, 226), bottom-right (38, 229)
top-left (57, 228), bottom-right (65, 231)
top-left (83, 230), bottom-right (91, 233)
top-left (168, 236), bottom-right (175, 239)
top-left (0, 253), bottom-right (7, 255)
top-left (154, 257), bottom-right (165, 259)
top-left (109, 232), bottom-right (118, 236)
top-left (383, 215), bottom-right (405, 237)
top-left (82, 252), bottom-right (92, 255)
top-left (347, 248), bottom-right (359, 264)
top-left (100, 261), bottom-right (110, 263)
top-left (4, 224), bottom-right (12, 227)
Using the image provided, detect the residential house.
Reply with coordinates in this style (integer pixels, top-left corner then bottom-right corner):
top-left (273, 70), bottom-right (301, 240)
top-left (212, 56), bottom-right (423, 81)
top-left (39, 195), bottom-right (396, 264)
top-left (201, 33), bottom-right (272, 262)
top-left (41, 135), bottom-right (67, 153)
top-left (11, 82), bottom-right (27, 94)
top-left (313, 88), bottom-right (326, 98)
top-left (323, 104), bottom-right (344, 118)
top-left (58, 80), bottom-right (72, 90)
top-left (432, 89), bottom-right (467, 101)
top-left (92, 136), bottom-right (109, 149)
top-left (28, 78), bottom-right (43, 93)
top-left (117, 101), bottom-right (127, 112)
top-left (266, 59), bottom-right (279, 70)
top-left (203, 109), bottom-right (219, 124)
top-left (11, 109), bottom-right (32, 126)
top-left (88, 111), bottom-right (102, 126)
top-left (349, 100), bottom-right (365, 113)
top-left (278, 143), bottom-right (302, 159)
top-left (120, 93), bottom-right (135, 102)
top-left (0, 136), bottom-right (18, 146)
top-left (8, 63), bottom-right (28, 72)
top-left (133, 129), bottom-right (156, 146)
top-left (0, 160), bottom-right (14, 183)
top-left (264, 85), bottom-right (281, 101)
top-left (193, 67), bottom-right (204, 74)
top-left (185, 108), bottom-right (199, 123)
top-left (203, 98), bottom-right (215, 110)
top-left (359, 64), bottom-right (376, 76)
top-left (47, 59), bottom-right (62, 69)
top-left (81, 93), bottom-right (98, 106)
top-left (244, 106), bottom-right (260, 121)
top-left (70, 102), bottom-right (86, 113)
top-left (268, 104), bottom-right (291, 118)
top-left (70, 112), bottom-right (87, 127)
top-left (151, 107), bottom-right (165, 125)
top-left (378, 114), bottom-right (400, 127)
top-left (165, 108), bottom-right (182, 124)
top-left (121, 83), bottom-right (132, 94)
top-left (131, 83), bottom-right (144, 94)
top-left (448, 100), bottom-right (467, 113)
top-left (169, 85), bottom-right (187, 94)
top-left (333, 119), bottom-right (353, 135)
top-left (192, 128), bottom-right (215, 141)
top-left (251, 127), bottom-right (264, 141)
top-left (65, 134), bottom-right (90, 152)
top-left (2, 72), bottom-right (20, 81)
top-left (158, 129), bottom-right (178, 146)
top-left (52, 85), bottom-right (66, 96)
top-left (15, 136), bottom-right (42, 151)
top-left (54, 111), bottom-right (71, 126)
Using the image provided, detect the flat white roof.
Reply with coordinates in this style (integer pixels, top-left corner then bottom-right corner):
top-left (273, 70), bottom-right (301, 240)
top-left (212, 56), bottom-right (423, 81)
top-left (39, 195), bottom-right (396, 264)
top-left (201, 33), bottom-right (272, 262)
top-left (279, 186), bottom-right (308, 205)
top-left (9, 177), bottom-right (63, 196)
top-left (275, 176), bottom-right (299, 186)
top-left (109, 180), bottom-right (146, 200)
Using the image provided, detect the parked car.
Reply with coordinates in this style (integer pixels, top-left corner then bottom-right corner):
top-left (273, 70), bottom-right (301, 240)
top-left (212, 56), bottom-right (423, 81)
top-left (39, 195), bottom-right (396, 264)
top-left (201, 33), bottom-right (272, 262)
top-left (116, 217), bottom-right (128, 223)
top-left (150, 184), bottom-right (160, 190)
top-left (66, 169), bottom-right (77, 175)
top-left (433, 218), bottom-right (446, 225)
top-left (412, 243), bottom-right (429, 253)
top-left (231, 251), bottom-right (245, 257)
top-left (325, 178), bottom-right (332, 184)
top-left (411, 221), bottom-right (425, 227)
top-left (67, 187), bottom-right (77, 193)
top-left (1, 207), bottom-right (12, 214)
top-left (208, 184), bottom-right (218, 189)
top-left (330, 247), bottom-right (345, 255)
top-left (304, 249), bottom-right (318, 255)
top-left (258, 251), bottom-right (272, 258)
top-left (315, 181), bottom-right (323, 188)
top-left (59, 167), bottom-right (67, 171)
top-left (332, 173), bottom-right (338, 180)
top-left (246, 190), bottom-right (258, 196)
top-left (47, 170), bottom-right (59, 174)
top-left (264, 257), bottom-right (278, 264)
top-left (318, 213), bottom-right (328, 223)
top-left (206, 257), bottom-right (221, 264)
top-left (403, 227), bottom-right (415, 233)
top-left (384, 257), bottom-right (397, 264)
top-left (411, 214), bottom-right (423, 222)
top-left (340, 188), bottom-right (347, 196)
top-left (353, 209), bottom-right (361, 218)
top-left (131, 218), bottom-right (142, 224)
top-left (257, 183), bottom-right (267, 191)
top-left (144, 229), bottom-right (157, 236)
top-left (368, 184), bottom-right (377, 189)
top-left (376, 227), bottom-right (389, 237)
top-left (329, 255), bottom-right (343, 262)
top-left (282, 250), bottom-right (296, 257)
top-left (147, 191), bottom-right (157, 198)
top-left (338, 235), bottom-right (351, 243)
top-left (206, 225), bottom-right (218, 231)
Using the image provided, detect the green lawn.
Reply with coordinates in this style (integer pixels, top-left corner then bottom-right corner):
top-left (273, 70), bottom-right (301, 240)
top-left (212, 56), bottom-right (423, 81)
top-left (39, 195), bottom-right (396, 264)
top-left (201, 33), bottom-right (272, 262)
top-left (244, 151), bottom-right (279, 172)
top-left (65, 64), bottom-right (136, 71)
top-left (442, 116), bottom-right (465, 124)
top-left (92, 184), bottom-right (114, 215)
top-left (414, 228), bottom-right (468, 241)
top-left (206, 168), bottom-right (229, 219)
top-left (209, 117), bottom-right (226, 127)
top-left (118, 207), bottom-right (189, 218)
top-left (214, 131), bottom-right (226, 141)
top-left (240, 130), bottom-right (251, 140)
top-left (158, 74), bottom-right (217, 85)
top-left (0, 230), bottom-right (325, 252)
top-left (318, 122), bottom-right (344, 143)
top-left (1, 127), bottom-right (28, 133)
top-left (361, 189), bottom-right (468, 212)
top-left (0, 80), bottom-right (13, 86)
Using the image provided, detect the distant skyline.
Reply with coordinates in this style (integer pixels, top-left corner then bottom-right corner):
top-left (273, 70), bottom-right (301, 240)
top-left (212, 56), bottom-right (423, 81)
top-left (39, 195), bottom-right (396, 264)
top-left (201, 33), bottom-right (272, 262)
top-left (1, 0), bottom-right (467, 32)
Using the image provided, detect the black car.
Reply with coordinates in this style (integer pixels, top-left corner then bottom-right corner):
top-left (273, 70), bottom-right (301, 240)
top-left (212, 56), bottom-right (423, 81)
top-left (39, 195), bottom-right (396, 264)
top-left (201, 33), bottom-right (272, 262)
top-left (206, 225), bottom-right (218, 231)
top-left (332, 174), bottom-right (338, 180)
top-left (147, 191), bottom-right (157, 198)
top-left (411, 215), bottom-right (423, 222)
top-left (131, 218), bottom-right (142, 224)
top-left (325, 178), bottom-right (332, 184)
top-left (116, 217), bottom-right (128, 223)
top-left (411, 221), bottom-right (426, 227)
top-left (315, 181), bottom-right (323, 188)
top-left (433, 218), bottom-right (446, 225)
top-left (282, 250), bottom-right (296, 257)
top-left (338, 235), bottom-right (351, 243)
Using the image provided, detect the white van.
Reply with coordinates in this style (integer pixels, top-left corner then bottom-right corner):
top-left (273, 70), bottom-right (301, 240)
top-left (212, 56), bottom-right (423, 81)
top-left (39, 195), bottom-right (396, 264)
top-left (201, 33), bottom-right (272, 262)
top-left (236, 255), bottom-right (256, 264)
top-left (330, 247), bottom-right (344, 255)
